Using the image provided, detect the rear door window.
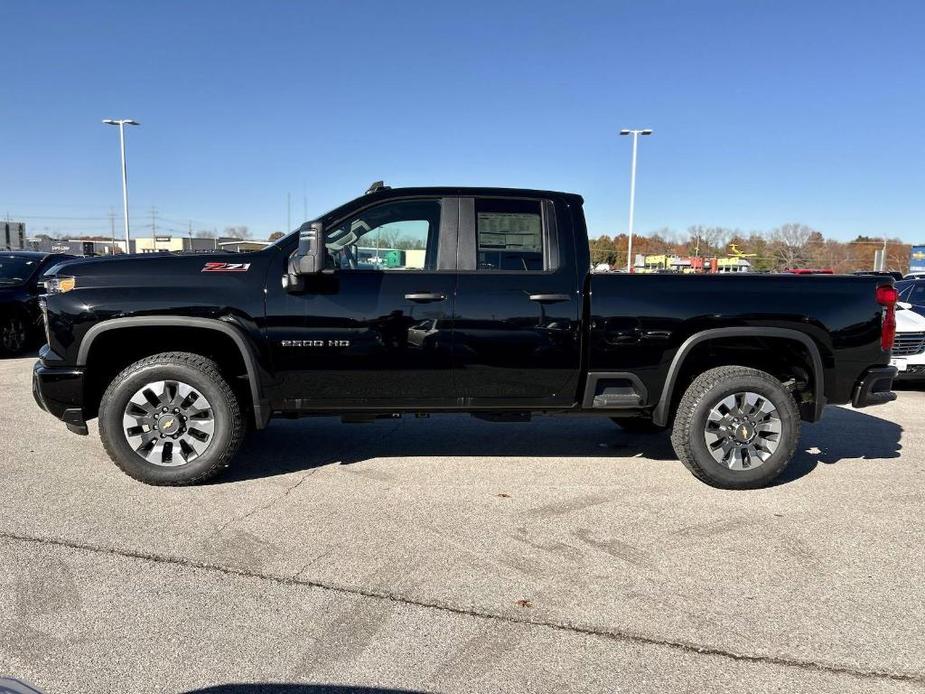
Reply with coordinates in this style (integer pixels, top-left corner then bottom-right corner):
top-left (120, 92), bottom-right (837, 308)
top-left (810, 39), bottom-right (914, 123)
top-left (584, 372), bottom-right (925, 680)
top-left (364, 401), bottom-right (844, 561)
top-left (476, 199), bottom-right (545, 272)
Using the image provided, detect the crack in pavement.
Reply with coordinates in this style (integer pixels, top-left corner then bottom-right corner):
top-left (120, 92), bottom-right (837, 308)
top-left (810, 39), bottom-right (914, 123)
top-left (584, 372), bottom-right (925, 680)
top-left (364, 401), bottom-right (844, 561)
top-left (2, 529), bottom-right (922, 687)
top-left (292, 546), bottom-right (335, 580)
top-left (206, 469), bottom-right (318, 540)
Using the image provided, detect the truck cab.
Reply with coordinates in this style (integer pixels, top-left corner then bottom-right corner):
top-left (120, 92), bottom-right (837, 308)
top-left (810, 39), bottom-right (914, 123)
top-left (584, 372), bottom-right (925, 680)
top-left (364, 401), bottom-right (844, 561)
top-left (269, 187), bottom-right (585, 411)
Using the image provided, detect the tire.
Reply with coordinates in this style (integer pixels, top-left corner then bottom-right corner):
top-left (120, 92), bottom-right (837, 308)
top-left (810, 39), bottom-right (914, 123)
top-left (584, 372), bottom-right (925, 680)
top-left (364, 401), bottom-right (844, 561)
top-left (98, 352), bottom-right (244, 485)
top-left (0, 314), bottom-right (31, 356)
top-left (670, 365), bottom-right (800, 489)
top-left (611, 417), bottom-right (666, 434)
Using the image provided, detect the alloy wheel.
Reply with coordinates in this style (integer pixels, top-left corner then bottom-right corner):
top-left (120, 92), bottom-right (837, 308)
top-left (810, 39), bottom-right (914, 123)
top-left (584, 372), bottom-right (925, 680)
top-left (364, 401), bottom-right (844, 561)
top-left (704, 391), bottom-right (781, 470)
top-left (0, 317), bottom-right (27, 353)
top-left (122, 380), bottom-right (215, 466)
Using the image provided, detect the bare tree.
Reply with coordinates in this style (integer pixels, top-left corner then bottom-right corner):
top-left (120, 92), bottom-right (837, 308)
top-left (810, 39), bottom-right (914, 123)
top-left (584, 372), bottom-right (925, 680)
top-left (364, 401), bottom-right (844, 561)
top-left (223, 225), bottom-right (251, 239)
top-left (648, 227), bottom-right (677, 255)
top-left (687, 225), bottom-right (731, 256)
top-left (267, 231), bottom-right (285, 241)
top-left (769, 223), bottom-right (816, 269)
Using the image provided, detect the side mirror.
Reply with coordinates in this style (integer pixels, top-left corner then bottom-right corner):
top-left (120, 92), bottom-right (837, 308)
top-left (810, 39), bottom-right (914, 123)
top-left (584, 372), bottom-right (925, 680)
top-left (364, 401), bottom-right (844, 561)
top-left (284, 221), bottom-right (324, 291)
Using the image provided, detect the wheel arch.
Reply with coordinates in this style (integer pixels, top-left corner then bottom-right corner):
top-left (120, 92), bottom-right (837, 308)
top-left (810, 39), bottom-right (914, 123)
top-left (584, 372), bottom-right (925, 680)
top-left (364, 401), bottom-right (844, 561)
top-left (78, 316), bottom-right (268, 428)
top-left (652, 327), bottom-right (825, 427)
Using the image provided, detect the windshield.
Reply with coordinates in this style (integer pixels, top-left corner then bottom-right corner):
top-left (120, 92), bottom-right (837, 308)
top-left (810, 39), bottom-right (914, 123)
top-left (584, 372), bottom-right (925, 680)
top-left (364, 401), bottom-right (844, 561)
top-left (0, 256), bottom-right (40, 286)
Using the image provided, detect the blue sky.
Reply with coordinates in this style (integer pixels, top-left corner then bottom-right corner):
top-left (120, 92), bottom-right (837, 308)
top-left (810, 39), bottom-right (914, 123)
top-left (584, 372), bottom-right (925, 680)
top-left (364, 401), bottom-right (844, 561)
top-left (1, 0), bottom-right (923, 241)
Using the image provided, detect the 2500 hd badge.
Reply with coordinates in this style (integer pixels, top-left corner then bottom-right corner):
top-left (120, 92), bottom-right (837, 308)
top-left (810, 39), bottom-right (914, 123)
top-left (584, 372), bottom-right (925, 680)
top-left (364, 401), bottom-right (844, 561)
top-left (281, 339), bottom-right (351, 347)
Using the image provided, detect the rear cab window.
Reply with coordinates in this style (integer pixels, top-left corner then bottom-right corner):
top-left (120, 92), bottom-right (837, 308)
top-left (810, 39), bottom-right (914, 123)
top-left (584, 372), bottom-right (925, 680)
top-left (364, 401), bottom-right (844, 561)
top-left (475, 198), bottom-right (546, 272)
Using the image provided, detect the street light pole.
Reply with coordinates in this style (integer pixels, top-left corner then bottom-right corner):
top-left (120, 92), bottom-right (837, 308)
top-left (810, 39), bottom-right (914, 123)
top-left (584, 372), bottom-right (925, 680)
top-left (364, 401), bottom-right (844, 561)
top-left (619, 128), bottom-right (653, 272)
top-left (102, 119), bottom-right (139, 253)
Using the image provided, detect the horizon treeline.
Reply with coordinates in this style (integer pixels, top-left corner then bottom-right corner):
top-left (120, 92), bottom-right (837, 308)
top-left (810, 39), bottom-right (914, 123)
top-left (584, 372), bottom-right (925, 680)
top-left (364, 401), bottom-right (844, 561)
top-left (591, 224), bottom-right (915, 273)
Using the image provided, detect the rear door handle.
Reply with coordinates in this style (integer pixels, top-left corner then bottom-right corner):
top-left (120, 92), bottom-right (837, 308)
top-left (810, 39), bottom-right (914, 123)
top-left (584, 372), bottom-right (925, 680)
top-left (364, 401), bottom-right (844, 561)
top-left (529, 293), bottom-right (571, 303)
top-left (405, 292), bottom-right (446, 303)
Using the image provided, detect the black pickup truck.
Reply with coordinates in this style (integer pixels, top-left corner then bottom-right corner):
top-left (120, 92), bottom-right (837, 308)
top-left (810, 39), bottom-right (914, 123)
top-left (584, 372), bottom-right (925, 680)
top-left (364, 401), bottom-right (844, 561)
top-left (33, 185), bottom-right (898, 488)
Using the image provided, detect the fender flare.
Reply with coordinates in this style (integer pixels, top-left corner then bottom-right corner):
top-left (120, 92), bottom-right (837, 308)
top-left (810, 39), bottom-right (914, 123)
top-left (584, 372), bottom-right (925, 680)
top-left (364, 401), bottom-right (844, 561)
top-left (651, 327), bottom-right (826, 427)
top-left (77, 316), bottom-right (269, 428)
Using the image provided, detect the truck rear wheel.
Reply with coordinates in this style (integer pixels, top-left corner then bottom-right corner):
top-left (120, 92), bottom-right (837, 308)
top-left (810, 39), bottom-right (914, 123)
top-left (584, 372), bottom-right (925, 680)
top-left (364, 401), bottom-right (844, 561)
top-left (670, 366), bottom-right (800, 489)
top-left (98, 352), bottom-right (244, 485)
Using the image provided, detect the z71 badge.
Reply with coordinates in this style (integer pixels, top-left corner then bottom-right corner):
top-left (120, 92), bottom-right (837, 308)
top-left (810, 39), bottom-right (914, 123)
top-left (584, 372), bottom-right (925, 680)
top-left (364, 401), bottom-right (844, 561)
top-left (201, 262), bottom-right (251, 272)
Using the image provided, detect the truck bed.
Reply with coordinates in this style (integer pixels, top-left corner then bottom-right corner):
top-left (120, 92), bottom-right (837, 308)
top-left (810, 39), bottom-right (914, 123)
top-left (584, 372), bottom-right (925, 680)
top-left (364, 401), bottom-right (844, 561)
top-left (587, 273), bottom-right (890, 410)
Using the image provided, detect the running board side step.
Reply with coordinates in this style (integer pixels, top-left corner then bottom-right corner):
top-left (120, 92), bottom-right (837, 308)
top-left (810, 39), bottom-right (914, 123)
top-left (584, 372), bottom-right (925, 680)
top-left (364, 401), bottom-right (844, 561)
top-left (582, 372), bottom-right (649, 410)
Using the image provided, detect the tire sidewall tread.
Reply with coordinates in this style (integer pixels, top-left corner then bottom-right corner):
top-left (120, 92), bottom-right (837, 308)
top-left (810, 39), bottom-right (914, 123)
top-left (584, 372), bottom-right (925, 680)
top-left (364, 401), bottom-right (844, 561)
top-left (670, 365), bottom-right (800, 489)
top-left (98, 351), bottom-right (243, 486)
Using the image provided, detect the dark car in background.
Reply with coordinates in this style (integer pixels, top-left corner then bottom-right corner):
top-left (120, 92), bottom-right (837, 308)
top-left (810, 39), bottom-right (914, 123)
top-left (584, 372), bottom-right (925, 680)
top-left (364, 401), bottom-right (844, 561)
top-left (896, 279), bottom-right (925, 319)
top-left (0, 251), bottom-right (75, 355)
top-left (854, 270), bottom-right (905, 281)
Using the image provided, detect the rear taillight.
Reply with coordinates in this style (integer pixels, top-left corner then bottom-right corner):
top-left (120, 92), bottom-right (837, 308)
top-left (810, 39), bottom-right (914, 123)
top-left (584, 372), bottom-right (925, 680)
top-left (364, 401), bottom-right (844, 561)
top-left (877, 284), bottom-right (898, 351)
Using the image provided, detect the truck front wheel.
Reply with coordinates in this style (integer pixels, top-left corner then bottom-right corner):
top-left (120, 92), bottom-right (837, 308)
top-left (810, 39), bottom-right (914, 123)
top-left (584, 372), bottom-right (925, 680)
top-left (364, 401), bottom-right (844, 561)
top-left (670, 366), bottom-right (800, 489)
top-left (98, 352), bottom-right (244, 485)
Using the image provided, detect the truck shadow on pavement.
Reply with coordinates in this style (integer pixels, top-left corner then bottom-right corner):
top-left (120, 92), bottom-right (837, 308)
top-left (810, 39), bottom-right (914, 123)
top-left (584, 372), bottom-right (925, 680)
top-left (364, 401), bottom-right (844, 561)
top-left (226, 406), bottom-right (901, 487)
top-left (777, 406), bottom-right (903, 484)
top-left (185, 686), bottom-right (426, 694)
top-left (0, 349), bottom-right (38, 360)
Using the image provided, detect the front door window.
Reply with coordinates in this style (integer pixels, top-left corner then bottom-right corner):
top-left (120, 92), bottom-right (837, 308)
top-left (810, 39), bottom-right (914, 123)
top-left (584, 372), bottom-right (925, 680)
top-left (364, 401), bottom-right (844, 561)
top-left (325, 199), bottom-right (441, 272)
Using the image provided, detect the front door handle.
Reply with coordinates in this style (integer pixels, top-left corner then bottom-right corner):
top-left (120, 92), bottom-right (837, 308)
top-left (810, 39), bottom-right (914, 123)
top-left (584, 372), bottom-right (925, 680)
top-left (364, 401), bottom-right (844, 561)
top-left (405, 292), bottom-right (446, 303)
top-left (529, 293), bottom-right (571, 303)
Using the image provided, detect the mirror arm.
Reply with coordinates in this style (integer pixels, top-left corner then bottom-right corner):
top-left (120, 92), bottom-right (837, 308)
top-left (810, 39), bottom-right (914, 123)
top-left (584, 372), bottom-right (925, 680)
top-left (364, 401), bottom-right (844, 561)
top-left (284, 221), bottom-right (325, 292)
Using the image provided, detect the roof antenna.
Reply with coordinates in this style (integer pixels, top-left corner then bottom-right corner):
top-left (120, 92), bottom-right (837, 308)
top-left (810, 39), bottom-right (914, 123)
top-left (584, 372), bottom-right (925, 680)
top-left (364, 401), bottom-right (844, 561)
top-left (365, 180), bottom-right (390, 194)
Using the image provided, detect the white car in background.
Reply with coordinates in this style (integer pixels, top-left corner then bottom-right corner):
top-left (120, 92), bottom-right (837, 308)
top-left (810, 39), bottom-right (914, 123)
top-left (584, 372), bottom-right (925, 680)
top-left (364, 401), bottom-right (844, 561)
top-left (891, 303), bottom-right (925, 378)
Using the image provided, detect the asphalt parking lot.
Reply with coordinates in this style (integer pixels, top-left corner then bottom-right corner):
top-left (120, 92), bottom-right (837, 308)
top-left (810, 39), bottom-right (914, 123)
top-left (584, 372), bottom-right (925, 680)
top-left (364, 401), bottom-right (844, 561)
top-left (1, 355), bottom-right (924, 694)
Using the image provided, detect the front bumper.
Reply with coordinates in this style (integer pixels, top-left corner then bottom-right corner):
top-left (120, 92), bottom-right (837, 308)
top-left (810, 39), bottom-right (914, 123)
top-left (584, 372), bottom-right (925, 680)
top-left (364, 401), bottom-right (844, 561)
top-left (852, 366), bottom-right (898, 408)
top-left (32, 358), bottom-right (89, 435)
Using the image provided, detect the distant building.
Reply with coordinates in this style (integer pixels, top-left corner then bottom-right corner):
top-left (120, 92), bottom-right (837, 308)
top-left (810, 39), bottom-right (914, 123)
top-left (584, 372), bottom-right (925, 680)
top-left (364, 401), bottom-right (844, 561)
top-left (216, 239), bottom-right (272, 253)
top-left (25, 234), bottom-right (272, 256)
top-left (910, 246), bottom-right (925, 274)
top-left (27, 237), bottom-right (130, 255)
top-left (3, 222), bottom-right (26, 250)
top-left (133, 236), bottom-right (270, 254)
top-left (633, 253), bottom-right (752, 274)
top-left (134, 236), bottom-right (227, 253)
top-left (715, 257), bottom-right (751, 273)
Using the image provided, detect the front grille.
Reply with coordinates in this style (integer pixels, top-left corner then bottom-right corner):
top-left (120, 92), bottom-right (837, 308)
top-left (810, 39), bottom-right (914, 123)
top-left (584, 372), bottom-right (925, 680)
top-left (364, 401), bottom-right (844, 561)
top-left (893, 332), bottom-right (925, 356)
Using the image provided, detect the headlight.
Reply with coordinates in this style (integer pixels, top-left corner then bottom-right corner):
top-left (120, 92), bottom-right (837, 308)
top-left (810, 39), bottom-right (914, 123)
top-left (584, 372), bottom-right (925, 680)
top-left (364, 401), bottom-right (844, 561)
top-left (44, 276), bottom-right (77, 294)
